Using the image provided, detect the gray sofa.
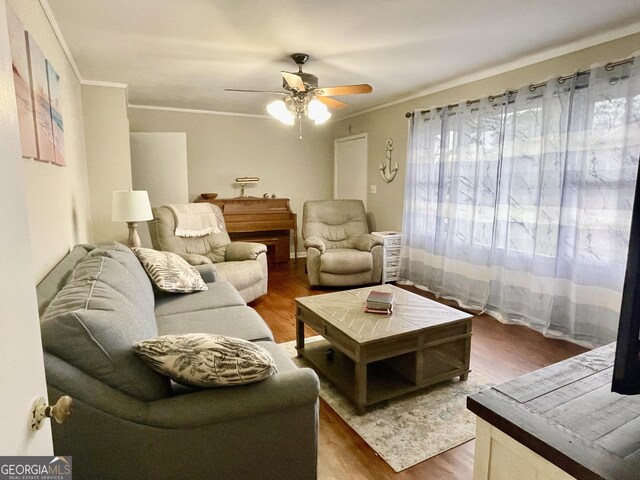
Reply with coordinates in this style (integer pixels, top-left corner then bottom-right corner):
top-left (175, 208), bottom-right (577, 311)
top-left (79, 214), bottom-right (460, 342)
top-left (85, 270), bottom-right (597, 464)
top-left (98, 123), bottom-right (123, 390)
top-left (37, 242), bottom-right (319, 480)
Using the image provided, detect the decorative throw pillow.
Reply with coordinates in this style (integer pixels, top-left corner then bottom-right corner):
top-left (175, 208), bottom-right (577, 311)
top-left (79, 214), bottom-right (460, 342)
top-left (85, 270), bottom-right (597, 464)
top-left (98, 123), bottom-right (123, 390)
top-left (132, 247), bottom-right (207, 293)
top-left (133, 333), bottom-right (278, 387)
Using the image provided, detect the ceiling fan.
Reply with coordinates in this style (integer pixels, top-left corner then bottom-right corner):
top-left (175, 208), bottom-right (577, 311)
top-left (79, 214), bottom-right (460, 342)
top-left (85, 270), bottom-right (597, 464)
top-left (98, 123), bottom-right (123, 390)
top-left (225, 53), bottom-right (373, 126)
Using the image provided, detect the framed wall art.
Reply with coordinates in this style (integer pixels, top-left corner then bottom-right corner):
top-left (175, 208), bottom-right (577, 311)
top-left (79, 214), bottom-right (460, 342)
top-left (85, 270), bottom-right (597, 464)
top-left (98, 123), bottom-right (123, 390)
top-left (47, 60), bottom-right (65, 166)
top-left (7, 6), bottom-right (37, 158)
top-left (27, 32), bottom-right (55, 163)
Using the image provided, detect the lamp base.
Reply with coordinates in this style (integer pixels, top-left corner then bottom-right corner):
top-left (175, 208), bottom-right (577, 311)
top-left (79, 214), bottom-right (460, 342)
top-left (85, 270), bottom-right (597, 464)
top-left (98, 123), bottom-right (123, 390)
top-left (126, 222), bottom-right (142, 248)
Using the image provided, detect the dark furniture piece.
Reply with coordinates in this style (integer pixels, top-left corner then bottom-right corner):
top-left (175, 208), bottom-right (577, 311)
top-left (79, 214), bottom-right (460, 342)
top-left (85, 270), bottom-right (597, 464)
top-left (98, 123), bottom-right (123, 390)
top-left (296, 284), bottom-right (472, 414)
top-left (196, 196), bottom-right (297, 264)
top-left (468, 343), bottom-right (640, 480)
top-left (613, 156), bottom-right (640, 395)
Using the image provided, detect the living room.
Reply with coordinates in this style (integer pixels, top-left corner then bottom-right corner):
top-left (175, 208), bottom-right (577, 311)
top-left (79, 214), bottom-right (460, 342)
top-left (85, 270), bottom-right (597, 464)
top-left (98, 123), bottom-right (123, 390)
top-left (2, 0), bottom-right (640, 479)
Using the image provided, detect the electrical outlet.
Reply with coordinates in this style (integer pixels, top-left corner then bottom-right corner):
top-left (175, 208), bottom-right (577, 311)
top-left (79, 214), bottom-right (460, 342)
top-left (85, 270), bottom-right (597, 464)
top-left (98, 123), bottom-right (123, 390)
top-left (370, 185), bottom-right (377, 194)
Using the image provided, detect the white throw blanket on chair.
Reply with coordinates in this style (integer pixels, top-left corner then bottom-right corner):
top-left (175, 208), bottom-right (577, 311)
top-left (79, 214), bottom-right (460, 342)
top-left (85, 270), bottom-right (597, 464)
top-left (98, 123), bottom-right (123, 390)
top-left (167, 203), bottom-right (221, 237)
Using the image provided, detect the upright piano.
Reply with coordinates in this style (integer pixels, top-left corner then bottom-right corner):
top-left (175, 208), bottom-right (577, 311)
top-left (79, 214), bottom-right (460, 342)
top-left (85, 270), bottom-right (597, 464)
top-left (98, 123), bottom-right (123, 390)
top-left (195, 196), bottom-right (297, 264)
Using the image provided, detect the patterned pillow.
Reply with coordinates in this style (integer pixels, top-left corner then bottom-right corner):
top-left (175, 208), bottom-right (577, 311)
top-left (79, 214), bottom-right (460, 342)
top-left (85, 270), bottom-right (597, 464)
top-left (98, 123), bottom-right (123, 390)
top-left (132, 247), bottom-right (207, 293)
top-left (133, 334), bottom-right (278, 387)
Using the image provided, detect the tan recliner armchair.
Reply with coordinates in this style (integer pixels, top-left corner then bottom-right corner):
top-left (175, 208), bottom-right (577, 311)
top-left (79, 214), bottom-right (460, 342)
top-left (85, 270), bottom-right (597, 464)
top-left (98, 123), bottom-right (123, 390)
top-left (303, 199), bottom-right (383, 287)
top-left (148, 204), bottom-right (268, 302)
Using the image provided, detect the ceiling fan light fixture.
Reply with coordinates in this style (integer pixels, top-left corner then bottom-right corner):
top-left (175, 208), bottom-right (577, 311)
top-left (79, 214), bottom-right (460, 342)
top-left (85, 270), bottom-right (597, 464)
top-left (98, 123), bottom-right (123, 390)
top-left (307, 98), bottom-right (331, 125)
top-left (229, 53), bottom-right (372, 131)
top-left (313, 111), bottom-right (331, 125)
top-left (266, 99), bottom-right (294, 125)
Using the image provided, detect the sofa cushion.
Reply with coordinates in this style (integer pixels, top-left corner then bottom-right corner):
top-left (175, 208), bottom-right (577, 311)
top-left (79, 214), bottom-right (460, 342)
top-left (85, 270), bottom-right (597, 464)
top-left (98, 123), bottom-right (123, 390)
top-left (320, 248), bottom-right (373, 274)
top-left (88, 243), bottom-right (156, 310)
top-left (41, 253), bottom-right (171, 401)
top-left (37, 245), bottom-right (93, 316)
top-left (77, 246), bottom-right (156, 316)
top-left (132, 247), bottom-right (208, 293)
top-left (134, 333), bottom-right (278, 387)
top-left (156, 306), bottom-right (273, 342)
top-left (154, 281), bottom-right (245, 317)
top-left (255, 341), bottom-right (299, 373)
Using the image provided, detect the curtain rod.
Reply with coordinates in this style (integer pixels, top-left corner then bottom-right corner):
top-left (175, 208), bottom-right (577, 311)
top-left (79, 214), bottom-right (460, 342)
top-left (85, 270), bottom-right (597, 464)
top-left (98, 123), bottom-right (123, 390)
top-left (404, 57), bottom-right (634, 118)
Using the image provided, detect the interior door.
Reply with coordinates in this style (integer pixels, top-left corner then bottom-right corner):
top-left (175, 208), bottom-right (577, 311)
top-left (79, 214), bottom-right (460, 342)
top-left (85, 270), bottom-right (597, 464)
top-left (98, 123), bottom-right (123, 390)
top-left (0, 1), bottom-right (53, 455)
top-left (334, 133), bottom-right (368, 208)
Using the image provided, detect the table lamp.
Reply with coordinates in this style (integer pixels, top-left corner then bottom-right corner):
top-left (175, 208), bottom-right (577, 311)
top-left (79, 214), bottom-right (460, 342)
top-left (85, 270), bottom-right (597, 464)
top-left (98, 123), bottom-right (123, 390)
top-left (112, 190), bottom-right (153, 248)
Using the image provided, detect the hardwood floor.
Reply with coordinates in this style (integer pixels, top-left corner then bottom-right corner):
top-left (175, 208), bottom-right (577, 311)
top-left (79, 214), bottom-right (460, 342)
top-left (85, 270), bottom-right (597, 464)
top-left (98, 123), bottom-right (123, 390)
top-left (250, 259), bottom-right (588, 479)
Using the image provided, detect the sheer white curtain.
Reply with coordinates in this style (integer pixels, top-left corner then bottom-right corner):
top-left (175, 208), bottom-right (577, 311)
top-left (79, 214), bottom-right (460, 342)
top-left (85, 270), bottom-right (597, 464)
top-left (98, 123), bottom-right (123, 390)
top-left (402, 98), bottom-right (503, 309)
top-left (401, 56), bottom-right (640, 347)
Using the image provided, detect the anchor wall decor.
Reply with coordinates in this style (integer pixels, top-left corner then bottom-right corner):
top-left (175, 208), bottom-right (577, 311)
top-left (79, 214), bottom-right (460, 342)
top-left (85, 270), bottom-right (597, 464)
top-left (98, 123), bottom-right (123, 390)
top-left (379, 138), bottom-right (399, 183)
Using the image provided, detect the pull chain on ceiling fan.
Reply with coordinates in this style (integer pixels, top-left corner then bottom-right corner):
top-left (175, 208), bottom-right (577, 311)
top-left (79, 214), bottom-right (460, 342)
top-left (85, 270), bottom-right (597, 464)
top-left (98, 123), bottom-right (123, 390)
top-left (225, 53), bottom-right (373, 132)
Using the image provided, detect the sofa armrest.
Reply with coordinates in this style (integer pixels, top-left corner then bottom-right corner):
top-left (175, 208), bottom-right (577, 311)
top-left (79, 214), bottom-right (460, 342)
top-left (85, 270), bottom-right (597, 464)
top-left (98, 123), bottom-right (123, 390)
top-left (45, 352), bottom-right (319, 428)
top-left (354, 234), bottom-right (383, 252)
top-left (304, 236), bottom-right (326, 253)
top-left (45, 353), bottom-right (319, 479)
top-left (225, 242), bottom-right (267, 261)
top-left (151, 368), bottom-right (319, 426)
top-left (194, 264), bottom-right (218, 283)
top-left (179, 253), bottom-right (213, 265)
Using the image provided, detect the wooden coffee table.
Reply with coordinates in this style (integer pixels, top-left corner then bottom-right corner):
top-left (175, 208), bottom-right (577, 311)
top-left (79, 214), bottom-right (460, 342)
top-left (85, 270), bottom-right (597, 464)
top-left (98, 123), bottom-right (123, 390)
top-left (296, 284), bottom-right (473, 414)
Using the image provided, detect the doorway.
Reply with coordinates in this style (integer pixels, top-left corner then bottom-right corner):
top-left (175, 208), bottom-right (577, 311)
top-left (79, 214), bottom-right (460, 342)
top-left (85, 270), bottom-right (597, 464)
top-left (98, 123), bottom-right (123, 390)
top-left (334, 133), bottom-right (368, 208)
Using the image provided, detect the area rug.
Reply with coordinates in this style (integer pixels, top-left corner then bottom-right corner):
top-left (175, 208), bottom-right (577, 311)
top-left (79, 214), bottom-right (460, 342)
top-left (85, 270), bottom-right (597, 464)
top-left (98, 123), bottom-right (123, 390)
top-left (280, 337), bottom-right (492, 472)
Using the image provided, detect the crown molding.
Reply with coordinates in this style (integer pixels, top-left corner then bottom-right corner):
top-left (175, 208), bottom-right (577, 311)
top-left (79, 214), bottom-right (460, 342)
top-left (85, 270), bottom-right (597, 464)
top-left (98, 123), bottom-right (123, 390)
top-left (127, 104), bottom-right (271, 119)
top-left (38, 0), bottom-right (82, 82)
top-left (340, 20), bottom-right (640, 121)
top-left (80, 80), bottom-right (128, 89)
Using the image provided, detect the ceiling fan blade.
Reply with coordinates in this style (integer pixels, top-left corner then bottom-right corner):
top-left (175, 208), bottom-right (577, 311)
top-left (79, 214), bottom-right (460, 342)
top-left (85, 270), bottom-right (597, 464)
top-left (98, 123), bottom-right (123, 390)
top-left (224, 88), bottom-right (288, 95)
top-left (281, 71), bottom-right (306, 92)
top-left (315, 84), bottom-right (373, 96)
top-left (317, 96), bottom-right (348, 110)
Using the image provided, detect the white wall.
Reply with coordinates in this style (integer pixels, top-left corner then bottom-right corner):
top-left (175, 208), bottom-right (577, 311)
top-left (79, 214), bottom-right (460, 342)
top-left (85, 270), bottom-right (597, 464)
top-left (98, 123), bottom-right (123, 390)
top-left (130, 132), bottom-right (189, 247)
top-left (82, 84), bottom-right (133, 245)
top-left (330, 31), bottom-right (640, 234)
top-left (0, 0), bottom-right (52, 455)
top-left (128, 109), bottom-right (334, 255)
top-left (9, 0), bottom-right (91, 281)
top-left (130, 132), bottom-right (189, 206)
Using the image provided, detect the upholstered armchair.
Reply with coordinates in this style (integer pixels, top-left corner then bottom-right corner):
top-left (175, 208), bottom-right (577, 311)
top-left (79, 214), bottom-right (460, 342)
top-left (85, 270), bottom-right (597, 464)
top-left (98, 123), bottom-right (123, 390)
top-left (148, 204), bottom-right (267, 302)
top-left (302, 199), bottom-right (383, 287)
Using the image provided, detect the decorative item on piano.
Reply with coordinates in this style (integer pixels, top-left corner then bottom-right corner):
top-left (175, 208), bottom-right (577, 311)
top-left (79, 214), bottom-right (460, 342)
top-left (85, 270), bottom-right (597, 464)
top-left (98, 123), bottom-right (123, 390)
top-left (235, 177), bottom-right (259, 197)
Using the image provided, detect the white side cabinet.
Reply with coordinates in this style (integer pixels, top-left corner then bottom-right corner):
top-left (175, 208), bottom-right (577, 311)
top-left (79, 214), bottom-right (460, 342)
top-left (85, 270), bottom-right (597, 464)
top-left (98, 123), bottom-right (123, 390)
top-left (372, 231), bottom-right (402, 284)
top-left (473, 418), bottom-right (576, 480)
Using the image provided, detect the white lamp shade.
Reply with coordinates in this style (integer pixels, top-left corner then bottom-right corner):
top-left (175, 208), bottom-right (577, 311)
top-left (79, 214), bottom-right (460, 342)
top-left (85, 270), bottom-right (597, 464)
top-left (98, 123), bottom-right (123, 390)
top-left (112, 190), bottom-right (153, 222)
top-left (307, 98), bottom-right (331, 125)
top-left (266, 100), bottom-right (295, 125)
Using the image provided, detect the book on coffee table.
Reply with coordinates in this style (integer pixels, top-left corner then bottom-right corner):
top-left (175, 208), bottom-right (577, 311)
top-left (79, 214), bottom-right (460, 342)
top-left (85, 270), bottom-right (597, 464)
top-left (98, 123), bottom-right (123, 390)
top-left (365, 290), bottom-right (396, 311)
top-left (363, 305), bottom-right (393, 315)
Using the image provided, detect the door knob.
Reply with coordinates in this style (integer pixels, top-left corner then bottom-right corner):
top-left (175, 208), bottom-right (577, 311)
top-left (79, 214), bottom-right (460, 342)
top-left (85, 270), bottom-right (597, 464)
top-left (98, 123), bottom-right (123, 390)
top-left (30, 395), bottom-right (73, 431)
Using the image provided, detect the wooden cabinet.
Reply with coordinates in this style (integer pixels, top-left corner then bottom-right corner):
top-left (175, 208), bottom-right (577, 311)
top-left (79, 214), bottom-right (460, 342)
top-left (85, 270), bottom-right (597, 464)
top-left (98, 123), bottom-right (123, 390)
top-left (473, 419), bottom-right (576, 480)
top-left (372, 231), bottom-right (402, 284)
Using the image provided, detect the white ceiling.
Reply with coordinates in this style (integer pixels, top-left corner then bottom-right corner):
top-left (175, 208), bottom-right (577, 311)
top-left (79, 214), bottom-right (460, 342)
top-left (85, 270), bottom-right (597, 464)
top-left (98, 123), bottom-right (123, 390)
top-left (46, 0), bottom-right (640, 118)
